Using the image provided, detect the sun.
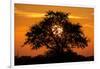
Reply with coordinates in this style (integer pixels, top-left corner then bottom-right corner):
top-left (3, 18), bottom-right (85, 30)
top-left (52, 25), bottom-right (63, 37)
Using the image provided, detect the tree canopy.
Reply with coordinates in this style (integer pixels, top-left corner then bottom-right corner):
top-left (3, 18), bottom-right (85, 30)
top-left (24, 11), bottom-right (88, 55)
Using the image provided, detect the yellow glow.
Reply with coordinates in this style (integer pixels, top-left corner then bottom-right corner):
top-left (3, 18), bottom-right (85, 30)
top-left (68, 16), bottom-right (82, 19)
top-left (15, 10), bottom-right (85, 19)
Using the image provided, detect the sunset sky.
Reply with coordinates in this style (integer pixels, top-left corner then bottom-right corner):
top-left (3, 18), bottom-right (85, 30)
top-left (15, 4), bottom-right (94, 57)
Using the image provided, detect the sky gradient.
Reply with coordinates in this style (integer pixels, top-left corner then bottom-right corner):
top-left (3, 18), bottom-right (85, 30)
top-left (15, 4), bottom-right (94, 57)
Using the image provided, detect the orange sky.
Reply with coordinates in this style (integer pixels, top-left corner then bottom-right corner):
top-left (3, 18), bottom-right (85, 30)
top-left (15, 4), bottom-right (94, 57)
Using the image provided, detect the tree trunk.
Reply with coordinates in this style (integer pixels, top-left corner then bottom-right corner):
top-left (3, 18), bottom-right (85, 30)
top-left (55, 45), bottom-right (64, 58)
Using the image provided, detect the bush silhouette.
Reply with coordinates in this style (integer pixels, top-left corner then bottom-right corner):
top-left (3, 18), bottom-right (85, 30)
top-left (15, 50), bottom-right (94, 65)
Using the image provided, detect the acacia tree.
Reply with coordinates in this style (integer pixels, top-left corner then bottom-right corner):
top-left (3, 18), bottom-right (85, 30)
top-left (24, 11), bottom-right (88, 56)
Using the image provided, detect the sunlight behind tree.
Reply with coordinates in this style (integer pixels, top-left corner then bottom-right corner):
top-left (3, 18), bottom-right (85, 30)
top-left (52, 25), bottom-right (63, 37)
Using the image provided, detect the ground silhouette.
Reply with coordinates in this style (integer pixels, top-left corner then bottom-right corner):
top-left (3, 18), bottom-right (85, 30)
top-left (15, 50), bottom-right (94, 65)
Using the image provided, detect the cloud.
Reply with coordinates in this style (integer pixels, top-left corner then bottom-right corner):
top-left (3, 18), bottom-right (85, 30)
top-left (15, 9), bottom-right (87, 19)
top-left (15, 10), bottom-right (45, 18)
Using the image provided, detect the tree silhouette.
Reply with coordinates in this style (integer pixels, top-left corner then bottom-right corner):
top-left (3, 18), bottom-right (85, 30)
top-left (24, 11), bottom-right (88, 56)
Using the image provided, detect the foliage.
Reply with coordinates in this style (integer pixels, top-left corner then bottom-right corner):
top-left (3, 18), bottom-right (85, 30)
top-left (24, 11), bottom-right (88, 54)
